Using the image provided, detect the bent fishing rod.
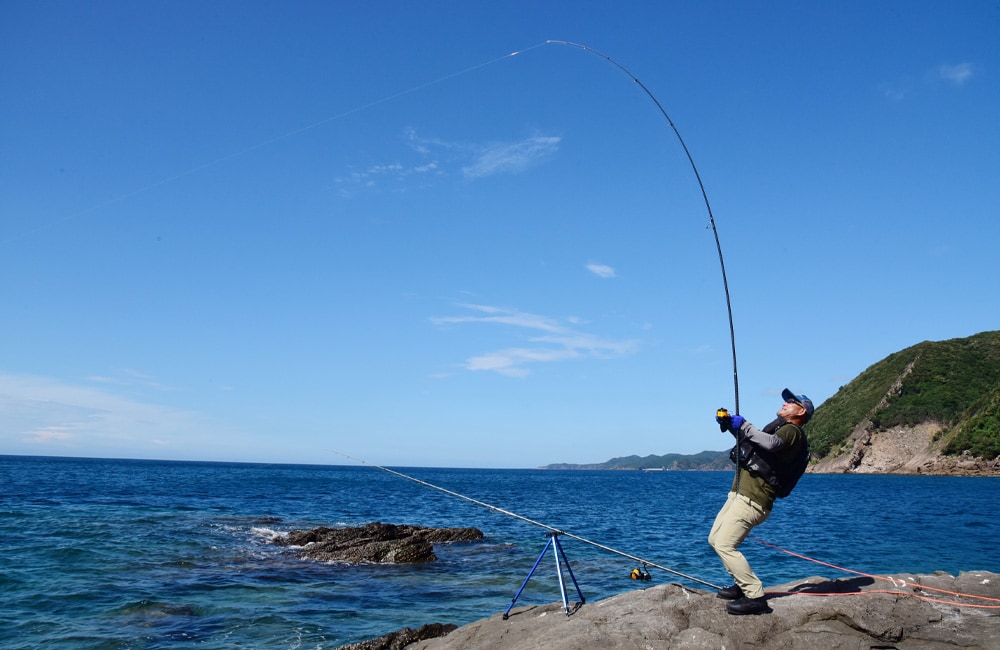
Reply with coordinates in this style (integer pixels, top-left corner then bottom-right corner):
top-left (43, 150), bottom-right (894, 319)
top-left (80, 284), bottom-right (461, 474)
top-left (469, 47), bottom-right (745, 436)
top-left (539, 41), bottom-right (742, 489)
top-left (335, 452), bottom-right (721, 590)
top-left (542, 40), bottom-right (739, 415)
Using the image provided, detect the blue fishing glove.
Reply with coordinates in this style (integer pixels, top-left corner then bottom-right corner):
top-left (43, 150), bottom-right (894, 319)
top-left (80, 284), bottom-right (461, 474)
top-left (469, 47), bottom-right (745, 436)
top-left (729, 414), bottom-right (745, 432)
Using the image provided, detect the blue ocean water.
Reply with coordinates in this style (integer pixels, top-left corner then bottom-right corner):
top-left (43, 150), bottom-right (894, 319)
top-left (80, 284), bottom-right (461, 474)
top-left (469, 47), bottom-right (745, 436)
top-left (2, 455), bottom-right (998, 649)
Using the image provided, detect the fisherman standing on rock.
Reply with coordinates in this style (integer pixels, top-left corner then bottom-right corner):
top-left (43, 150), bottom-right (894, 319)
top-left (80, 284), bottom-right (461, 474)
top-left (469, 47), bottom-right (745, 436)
top-left (709, 389), bottom-right (813, 615)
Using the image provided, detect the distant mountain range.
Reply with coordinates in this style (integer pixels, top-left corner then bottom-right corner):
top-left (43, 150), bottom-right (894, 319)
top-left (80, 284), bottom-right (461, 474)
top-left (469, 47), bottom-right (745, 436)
top-left (541, 331), bottom-right (1000, 475)
top-left (540, 450), bottom-right (730, 471)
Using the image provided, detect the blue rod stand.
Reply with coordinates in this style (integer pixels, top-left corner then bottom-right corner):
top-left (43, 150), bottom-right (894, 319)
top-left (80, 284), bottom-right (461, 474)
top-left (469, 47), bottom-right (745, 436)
top-left (503, 532), bottom-right (585, 619)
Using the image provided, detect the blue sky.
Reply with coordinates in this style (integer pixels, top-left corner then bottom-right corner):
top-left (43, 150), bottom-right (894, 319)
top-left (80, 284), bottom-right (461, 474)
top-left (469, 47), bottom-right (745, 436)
top-left (2, 1), bottom-right (998, 468)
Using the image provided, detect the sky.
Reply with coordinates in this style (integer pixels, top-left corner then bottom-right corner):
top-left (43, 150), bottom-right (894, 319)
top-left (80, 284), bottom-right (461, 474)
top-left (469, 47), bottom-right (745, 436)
top-left (2, 1), bottom-right (998, 468)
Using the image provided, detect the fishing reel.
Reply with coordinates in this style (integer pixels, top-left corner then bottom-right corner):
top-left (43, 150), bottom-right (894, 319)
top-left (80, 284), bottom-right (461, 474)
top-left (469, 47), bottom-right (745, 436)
top-left (717, 407), bottom-right (731, 432)
top-left (630, 566), bottom-right (651, 581)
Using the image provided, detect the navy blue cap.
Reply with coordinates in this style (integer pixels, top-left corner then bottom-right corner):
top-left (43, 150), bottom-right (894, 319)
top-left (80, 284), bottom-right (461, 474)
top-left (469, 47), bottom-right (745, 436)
top-left (782, 388), bottom-right (814, 422)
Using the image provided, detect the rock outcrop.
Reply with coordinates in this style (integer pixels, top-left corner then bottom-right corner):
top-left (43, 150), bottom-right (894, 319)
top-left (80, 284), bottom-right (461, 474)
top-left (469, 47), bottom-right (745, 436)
top-left (346, 570), bottom-right (1000, 649)
top-left (275, 522), bottom-right (484, 564)
top-left (809, 422), bottom-right (1000, 476)
top-left (337, 623), bottom-right (458, 650)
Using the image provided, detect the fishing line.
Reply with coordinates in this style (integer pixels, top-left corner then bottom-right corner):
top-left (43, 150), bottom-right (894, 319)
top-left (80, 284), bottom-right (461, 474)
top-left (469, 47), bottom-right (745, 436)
top-left (4, 43), bottom-right (548, 245)
top-left (15, 40), bottom-right (742, 418)
top-left (14, 40), bottom-right (741, 411)
top-left (752, 537), bottom-right (1000, 609)
top-left (334, 451), bottom-right (722, 590)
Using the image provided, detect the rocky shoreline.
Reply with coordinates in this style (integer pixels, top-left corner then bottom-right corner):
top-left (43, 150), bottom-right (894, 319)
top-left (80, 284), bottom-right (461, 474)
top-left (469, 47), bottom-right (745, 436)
top-left (340, 570), bottom-right (1000, 649)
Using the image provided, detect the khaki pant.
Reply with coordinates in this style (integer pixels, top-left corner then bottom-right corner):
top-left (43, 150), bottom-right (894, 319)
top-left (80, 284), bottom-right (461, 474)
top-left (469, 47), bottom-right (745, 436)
top-left (708, 491), bottom-right (771, 599)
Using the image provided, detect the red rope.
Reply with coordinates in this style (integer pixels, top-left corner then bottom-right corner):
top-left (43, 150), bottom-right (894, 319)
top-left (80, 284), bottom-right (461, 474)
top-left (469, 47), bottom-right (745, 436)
top-left (751, 536), bottom-right (1000, 610)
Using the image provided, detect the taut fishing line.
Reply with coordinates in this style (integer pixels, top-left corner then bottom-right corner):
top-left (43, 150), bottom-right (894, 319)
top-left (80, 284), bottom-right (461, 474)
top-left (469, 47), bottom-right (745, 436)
top-left (4, 44), bottom-right (547, 245)
top-left (13, 41), bottom-right (742, 411)
top-left (15, 42), bottom-right (742, 413)
top-left (334, 451), bottom-right (722, 590)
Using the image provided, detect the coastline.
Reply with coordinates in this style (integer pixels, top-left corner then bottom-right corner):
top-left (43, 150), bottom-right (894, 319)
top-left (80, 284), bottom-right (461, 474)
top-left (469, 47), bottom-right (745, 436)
top-left (348, 571), bottom-right (1000, 649)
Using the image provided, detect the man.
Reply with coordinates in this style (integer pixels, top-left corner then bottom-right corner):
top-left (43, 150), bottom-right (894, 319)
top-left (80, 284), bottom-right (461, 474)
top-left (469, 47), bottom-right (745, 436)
top-left (708, 388), bottom-right (813, 615)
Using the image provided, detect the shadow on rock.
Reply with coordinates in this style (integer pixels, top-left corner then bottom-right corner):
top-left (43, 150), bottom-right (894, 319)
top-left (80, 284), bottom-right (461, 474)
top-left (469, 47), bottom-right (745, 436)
top-left (770, 575), bottom-right (876, 598)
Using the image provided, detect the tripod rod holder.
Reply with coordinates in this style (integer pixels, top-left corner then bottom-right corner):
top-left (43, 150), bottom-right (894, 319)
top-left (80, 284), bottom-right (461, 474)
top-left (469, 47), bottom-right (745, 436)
top-left (503, 533), bottom-right (585, 619)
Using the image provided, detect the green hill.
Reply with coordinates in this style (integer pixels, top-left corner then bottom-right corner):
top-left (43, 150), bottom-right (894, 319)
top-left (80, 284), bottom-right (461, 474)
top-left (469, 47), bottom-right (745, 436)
top-left (809, 330), bottom-right (1000, 461)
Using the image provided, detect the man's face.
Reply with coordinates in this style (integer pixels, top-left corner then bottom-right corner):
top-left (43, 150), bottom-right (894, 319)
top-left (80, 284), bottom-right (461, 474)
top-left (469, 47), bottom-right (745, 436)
top-left (777, 400), bottom-right (807, 422)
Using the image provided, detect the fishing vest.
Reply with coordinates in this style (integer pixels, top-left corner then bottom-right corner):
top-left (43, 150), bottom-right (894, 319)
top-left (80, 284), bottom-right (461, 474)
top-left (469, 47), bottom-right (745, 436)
top-left (729, 423), bottom-right (809, 499)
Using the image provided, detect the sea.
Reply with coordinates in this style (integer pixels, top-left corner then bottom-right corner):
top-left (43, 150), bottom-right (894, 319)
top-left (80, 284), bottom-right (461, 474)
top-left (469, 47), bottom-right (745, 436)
top-left (2, 455), bottom-right (998, 649)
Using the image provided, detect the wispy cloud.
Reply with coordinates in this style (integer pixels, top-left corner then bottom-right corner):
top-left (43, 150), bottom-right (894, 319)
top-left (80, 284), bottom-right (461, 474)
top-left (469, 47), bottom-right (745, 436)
top-left (933, 62), bottom-right (974, 86)
top-left (407, 128), bottom-right (561, 179)
top-left (23, 425), bottom-right (76, 444)
top-left (0, 373), bottom-right (213, 455)
top-left (335, 129), bottom-right (560, 195)
top-left (878, 79), bottom-right (911, 102)
top-left (880, 62), bottom-right (976, 101)
top-left (430, 303), bottom-right (637, 377)
top-left (87, 367), bottom-right (179, 391)
top-left (432, 303), bottom-right (565, 333)
top-left (461, 136), bottom-right (561, 179)
top-left (333, 160), bottom-right (439, 195)
top-left (586, 262), bottom-right (616, 279)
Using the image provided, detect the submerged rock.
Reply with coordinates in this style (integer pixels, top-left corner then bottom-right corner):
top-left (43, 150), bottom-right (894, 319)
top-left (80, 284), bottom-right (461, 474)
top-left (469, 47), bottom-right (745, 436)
top-left (274, 522), bottom-right (484, 564)
top-left (352, 570), bottom-right (1000, 649)
top-left (337, 623), bottom-right (458, 650)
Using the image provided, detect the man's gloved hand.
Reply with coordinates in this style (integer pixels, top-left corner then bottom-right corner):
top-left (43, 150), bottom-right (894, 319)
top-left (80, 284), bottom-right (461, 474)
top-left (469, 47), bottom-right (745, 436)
top-left (716, 410), bottom-right (747, 433)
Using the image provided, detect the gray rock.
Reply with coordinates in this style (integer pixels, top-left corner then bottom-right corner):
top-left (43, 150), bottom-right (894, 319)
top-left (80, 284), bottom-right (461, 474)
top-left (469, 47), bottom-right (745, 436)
top-left (274, 522), bottom-right (484, 564)
top-left (338, 623), bottom-right (458, 650)
top-left (396, 571), bottom-right (1000, 649)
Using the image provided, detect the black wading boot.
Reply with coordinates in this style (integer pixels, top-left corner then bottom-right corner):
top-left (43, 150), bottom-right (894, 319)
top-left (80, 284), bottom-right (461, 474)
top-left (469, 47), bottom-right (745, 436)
top-left (726, 596), bottom-right (771, 615)
top-left (715, 585), bottom-right (744, 600)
